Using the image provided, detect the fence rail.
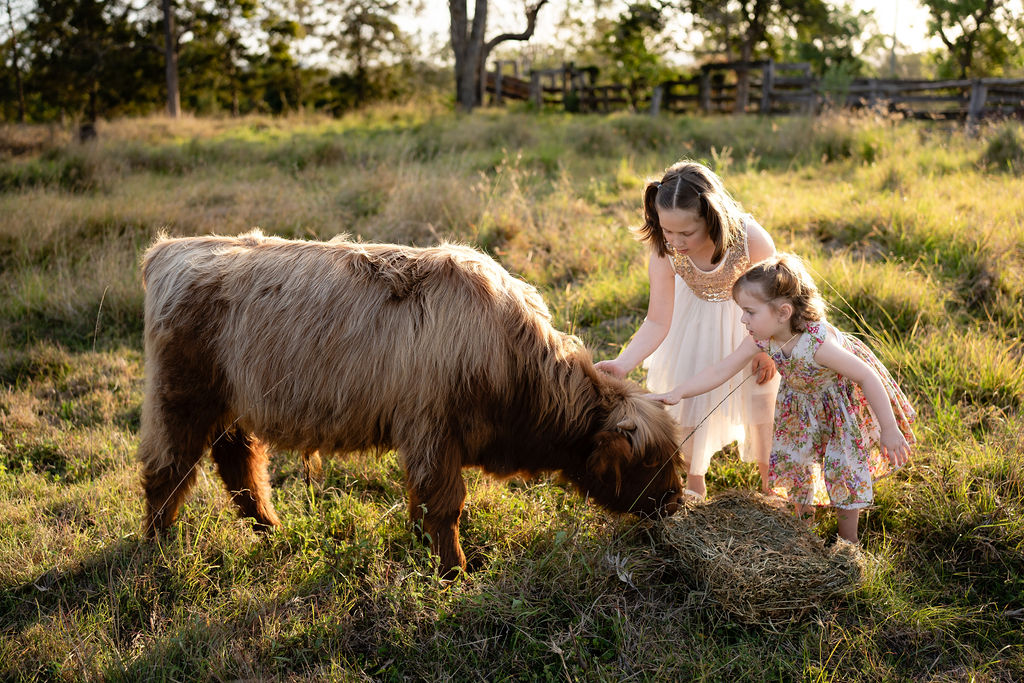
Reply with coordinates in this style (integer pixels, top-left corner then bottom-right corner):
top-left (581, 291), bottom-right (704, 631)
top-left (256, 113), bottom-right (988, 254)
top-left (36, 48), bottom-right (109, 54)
top-left (484, 59), bottom-right (1024, 123)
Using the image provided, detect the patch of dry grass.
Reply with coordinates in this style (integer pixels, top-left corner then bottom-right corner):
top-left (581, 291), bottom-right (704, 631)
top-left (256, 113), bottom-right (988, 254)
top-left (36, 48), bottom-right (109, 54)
top-left (659, 490), bottom-right (864, 625)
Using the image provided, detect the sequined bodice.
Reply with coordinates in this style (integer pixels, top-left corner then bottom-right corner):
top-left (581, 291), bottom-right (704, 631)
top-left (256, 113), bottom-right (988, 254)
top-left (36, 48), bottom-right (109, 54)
top-left (666, 220), bottom-right (751, 302)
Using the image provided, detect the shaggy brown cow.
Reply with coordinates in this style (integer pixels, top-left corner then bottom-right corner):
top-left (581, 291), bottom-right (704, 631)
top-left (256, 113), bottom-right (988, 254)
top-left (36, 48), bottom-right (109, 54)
top-left (138, 230), bottom-right (683, 575)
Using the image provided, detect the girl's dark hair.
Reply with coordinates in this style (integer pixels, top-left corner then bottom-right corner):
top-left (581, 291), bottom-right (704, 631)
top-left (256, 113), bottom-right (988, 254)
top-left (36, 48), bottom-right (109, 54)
top-left (732, 253), bottom-right (828, 332)
top-left (635, 160), bottom-right (744, 262)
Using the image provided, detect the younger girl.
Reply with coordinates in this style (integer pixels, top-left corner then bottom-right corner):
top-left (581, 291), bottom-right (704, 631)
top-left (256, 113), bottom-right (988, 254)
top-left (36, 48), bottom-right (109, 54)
top-left (595, 161), bottom-right (778, 499)
top-left (646, 254), bottom-right (915, 543)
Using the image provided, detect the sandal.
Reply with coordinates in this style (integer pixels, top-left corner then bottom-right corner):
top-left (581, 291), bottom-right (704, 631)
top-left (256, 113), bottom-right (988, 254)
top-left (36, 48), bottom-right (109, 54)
top-left (683, 488), bottom-right (706, 501)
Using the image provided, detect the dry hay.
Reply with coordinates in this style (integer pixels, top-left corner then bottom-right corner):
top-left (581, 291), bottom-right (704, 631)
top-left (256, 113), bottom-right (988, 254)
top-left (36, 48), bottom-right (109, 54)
top-left (659, 489), bottom-right (865, 625)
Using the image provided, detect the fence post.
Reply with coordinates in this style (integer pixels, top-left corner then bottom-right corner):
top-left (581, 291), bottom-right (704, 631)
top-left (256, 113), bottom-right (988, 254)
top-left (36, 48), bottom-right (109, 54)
top-left (760, 60), bottom-right (775, 114)
top-left (700, 69), bottom-right (711, 112)
top-left (650, 85), bottom-right (663, 116)
top-left (530, 71), bottom-right (542, 110)
top-left (967, 79), bottom-right (988, 132)
top-left (562, 62), bottom-right (572, 110)
top-left (494, 61), bottom-right (504, 107)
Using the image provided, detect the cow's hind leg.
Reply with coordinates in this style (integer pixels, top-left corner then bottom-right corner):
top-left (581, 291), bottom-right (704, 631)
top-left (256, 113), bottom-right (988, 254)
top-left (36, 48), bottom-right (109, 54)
top-left (140, 402), bottom-right (219, 537)
top-left (209, 428), bottom-right (280, 530)
top-left (139, 330), bottom-right (228, 537)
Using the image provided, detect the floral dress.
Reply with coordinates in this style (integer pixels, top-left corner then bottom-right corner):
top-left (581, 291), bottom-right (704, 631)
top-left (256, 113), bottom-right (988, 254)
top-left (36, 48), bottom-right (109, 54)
top-left (756, 321), bottom-right (916, 509)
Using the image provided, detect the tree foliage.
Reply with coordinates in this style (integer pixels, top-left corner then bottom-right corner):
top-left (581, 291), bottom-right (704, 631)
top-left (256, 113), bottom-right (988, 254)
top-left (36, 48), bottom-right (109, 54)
top-left (777, 1), bottom-right (880, 78)
top-left (684, 0), bottom-right (859, 110)
top-left (593, 1), bottom-right (675, 108)
top-left (0, 0), bottom-right (429, 122)
top-left (921, 0), bottom-right (1024, 78)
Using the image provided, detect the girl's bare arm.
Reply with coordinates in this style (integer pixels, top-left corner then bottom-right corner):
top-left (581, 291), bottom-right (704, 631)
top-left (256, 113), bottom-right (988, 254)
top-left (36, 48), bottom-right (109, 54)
top-left (813, 337), bottom-right (912, 467)
top-left (595, 251), bottom-right (675, 377)
top-left (646, 337), bottom-right (761, 405)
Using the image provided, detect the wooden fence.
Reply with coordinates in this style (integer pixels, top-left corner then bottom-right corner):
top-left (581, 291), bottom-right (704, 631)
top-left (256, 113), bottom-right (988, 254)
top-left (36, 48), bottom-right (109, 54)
top-left (485, 59), bottom-right (1024, 123)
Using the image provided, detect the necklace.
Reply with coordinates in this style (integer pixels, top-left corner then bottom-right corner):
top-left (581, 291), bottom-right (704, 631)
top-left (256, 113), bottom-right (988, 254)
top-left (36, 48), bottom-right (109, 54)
top-left (772, 331), bottom-right (801, 357)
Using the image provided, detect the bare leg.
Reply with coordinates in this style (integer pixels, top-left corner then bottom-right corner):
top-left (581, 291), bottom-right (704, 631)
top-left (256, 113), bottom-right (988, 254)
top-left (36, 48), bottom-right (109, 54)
top-left (678, 430), bottom-right (706, 498)
top-left (757, 461), bottom-right (771, 493)
top-left (209, 428), bottom-right (280, 530)
top-left (684, 473), bottom-right (706, 498)
top-left (837, 508), bottom-right (860, 543)
top-left (748, 423), bottom-right (773, 493)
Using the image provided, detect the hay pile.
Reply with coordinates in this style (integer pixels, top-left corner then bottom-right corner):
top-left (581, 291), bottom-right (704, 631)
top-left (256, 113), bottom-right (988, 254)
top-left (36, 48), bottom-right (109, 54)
top-left (659, 489), bottom-right (865, 625)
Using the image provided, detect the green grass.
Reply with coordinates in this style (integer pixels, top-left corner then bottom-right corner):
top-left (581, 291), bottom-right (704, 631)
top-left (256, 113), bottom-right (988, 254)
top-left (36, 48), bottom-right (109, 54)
top-left (1, 107), bottom-right (1022, 680)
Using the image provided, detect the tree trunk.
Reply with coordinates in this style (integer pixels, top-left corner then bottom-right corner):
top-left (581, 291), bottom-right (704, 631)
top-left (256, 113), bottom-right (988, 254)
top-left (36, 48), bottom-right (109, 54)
top-left (162, 0), bottom-right (180, 118)
top-left (450, 0), bottom-right (549, 112)
top-left (733, 0), bottom-right (767, 116)
top-left (4, 0), bottom-right (25, 122)
top-left (734, 43), bottom-right (752, 115)
top-left (450, 0), bottom-right (485, 111)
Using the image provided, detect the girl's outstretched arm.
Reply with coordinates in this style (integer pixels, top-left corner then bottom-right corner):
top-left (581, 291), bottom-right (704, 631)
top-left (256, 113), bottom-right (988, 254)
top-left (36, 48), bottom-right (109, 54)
top-left (645, 337), bottom-right (762, 405)
top-left (595, 250), bottom-right (676, 378)
top-left (813, 335), bottom-right (912, 468)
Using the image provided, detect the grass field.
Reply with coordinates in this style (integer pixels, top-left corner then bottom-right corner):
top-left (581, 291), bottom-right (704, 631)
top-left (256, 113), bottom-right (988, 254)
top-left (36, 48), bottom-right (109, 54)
top-left (1, 107), bottom-right (1022, 680)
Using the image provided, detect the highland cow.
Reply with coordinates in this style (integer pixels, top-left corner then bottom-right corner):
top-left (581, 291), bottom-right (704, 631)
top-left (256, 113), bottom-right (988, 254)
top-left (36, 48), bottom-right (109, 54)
top-left (138, 230), bottom-right (683, 575)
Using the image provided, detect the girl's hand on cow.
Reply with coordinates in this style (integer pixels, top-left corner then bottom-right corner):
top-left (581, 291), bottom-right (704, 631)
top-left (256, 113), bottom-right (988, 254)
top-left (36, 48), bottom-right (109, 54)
top-left (595, 359), bottom-right (629, 379)
top-left (643, 389), bottom-right (682, 406)
top-left (752, 351), bottom-right (776, 384)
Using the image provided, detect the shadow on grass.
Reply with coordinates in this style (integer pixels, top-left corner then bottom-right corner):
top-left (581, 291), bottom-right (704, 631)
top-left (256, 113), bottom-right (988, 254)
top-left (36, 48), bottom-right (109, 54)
top-left (2, 495), bottom-right (1022, 681)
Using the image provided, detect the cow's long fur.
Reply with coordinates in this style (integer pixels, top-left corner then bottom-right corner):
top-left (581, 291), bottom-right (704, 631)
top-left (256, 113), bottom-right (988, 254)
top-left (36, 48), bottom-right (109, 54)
top-left (138, 230), bottom-right (683, 574)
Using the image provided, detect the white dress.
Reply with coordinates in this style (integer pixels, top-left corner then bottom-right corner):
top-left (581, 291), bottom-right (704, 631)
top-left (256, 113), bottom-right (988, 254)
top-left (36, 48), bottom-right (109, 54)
top-left (643, 216), bottom-right (779, 476)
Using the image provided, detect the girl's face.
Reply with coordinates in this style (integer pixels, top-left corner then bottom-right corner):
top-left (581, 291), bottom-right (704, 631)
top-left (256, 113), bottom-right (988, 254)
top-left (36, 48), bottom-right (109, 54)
top-left (658, 207), bottom-right (711, 255)
top-left (735, 286), bottom-right (791, 340)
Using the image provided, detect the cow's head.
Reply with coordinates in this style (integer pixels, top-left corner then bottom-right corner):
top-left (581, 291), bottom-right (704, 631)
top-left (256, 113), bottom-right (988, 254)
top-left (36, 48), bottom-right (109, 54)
top-left (576, 392), bottom-right (683, 518)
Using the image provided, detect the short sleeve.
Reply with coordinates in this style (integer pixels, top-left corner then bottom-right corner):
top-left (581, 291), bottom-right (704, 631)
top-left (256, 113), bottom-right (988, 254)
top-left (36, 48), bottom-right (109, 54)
top-left (805, 322), bottom-right (827, 353)
top-left (739, 214), bottom-right (753, 260)
top-left (753, 336), bottom-right (770, 353)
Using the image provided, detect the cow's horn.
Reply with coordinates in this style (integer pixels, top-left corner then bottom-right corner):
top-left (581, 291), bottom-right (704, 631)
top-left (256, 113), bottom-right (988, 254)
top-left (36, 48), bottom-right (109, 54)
top-left (616, 418), bottom-right (636, 431)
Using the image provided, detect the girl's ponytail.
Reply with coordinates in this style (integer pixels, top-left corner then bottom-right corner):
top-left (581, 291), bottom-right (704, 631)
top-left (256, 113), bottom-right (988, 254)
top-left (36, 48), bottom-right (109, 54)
top-left (636, 181), bottom-right (668, 256)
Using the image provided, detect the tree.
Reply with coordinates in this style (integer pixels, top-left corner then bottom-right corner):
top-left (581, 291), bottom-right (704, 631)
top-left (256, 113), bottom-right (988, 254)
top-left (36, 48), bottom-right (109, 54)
top-left (779, 1), bottom-right (879, 78)
top-left (594, 1), bottom-right (674, 109)
top-left (449, 0), bottom-right (549, 112)
top-left (920, 0), bottom-right (1024, 78)
top-left (161, 0), bottom-right (180, 117)
top-left (26, 0), bottom-right (161, 123)
top-left (175, 0), bottom-right (259, 115)
top-left (318, 0), bottom-right (410, 105)
top-left (686, 0), bottom-right (841, 113)
top-left (3, 0), bottom-right (25, 121)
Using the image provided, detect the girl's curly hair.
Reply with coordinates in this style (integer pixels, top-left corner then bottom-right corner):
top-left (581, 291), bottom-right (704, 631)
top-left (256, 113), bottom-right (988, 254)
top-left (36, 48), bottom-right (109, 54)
top-left (732, 253), bottom-right (827, 331)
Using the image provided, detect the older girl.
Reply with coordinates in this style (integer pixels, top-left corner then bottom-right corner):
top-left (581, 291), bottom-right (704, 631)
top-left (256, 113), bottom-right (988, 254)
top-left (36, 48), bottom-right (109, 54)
top-left (596, 161), bottom-right (778, 499)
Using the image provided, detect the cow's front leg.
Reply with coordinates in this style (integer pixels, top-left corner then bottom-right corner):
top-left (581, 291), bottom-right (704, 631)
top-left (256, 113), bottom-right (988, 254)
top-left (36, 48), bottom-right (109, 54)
top-left (406, 452), bottom-right (467, 580)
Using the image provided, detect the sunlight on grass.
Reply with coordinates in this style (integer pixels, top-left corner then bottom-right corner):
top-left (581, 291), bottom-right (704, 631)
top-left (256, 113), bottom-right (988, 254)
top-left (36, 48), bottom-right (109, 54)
top-left (1, 109), bottom-right (1022, 680)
